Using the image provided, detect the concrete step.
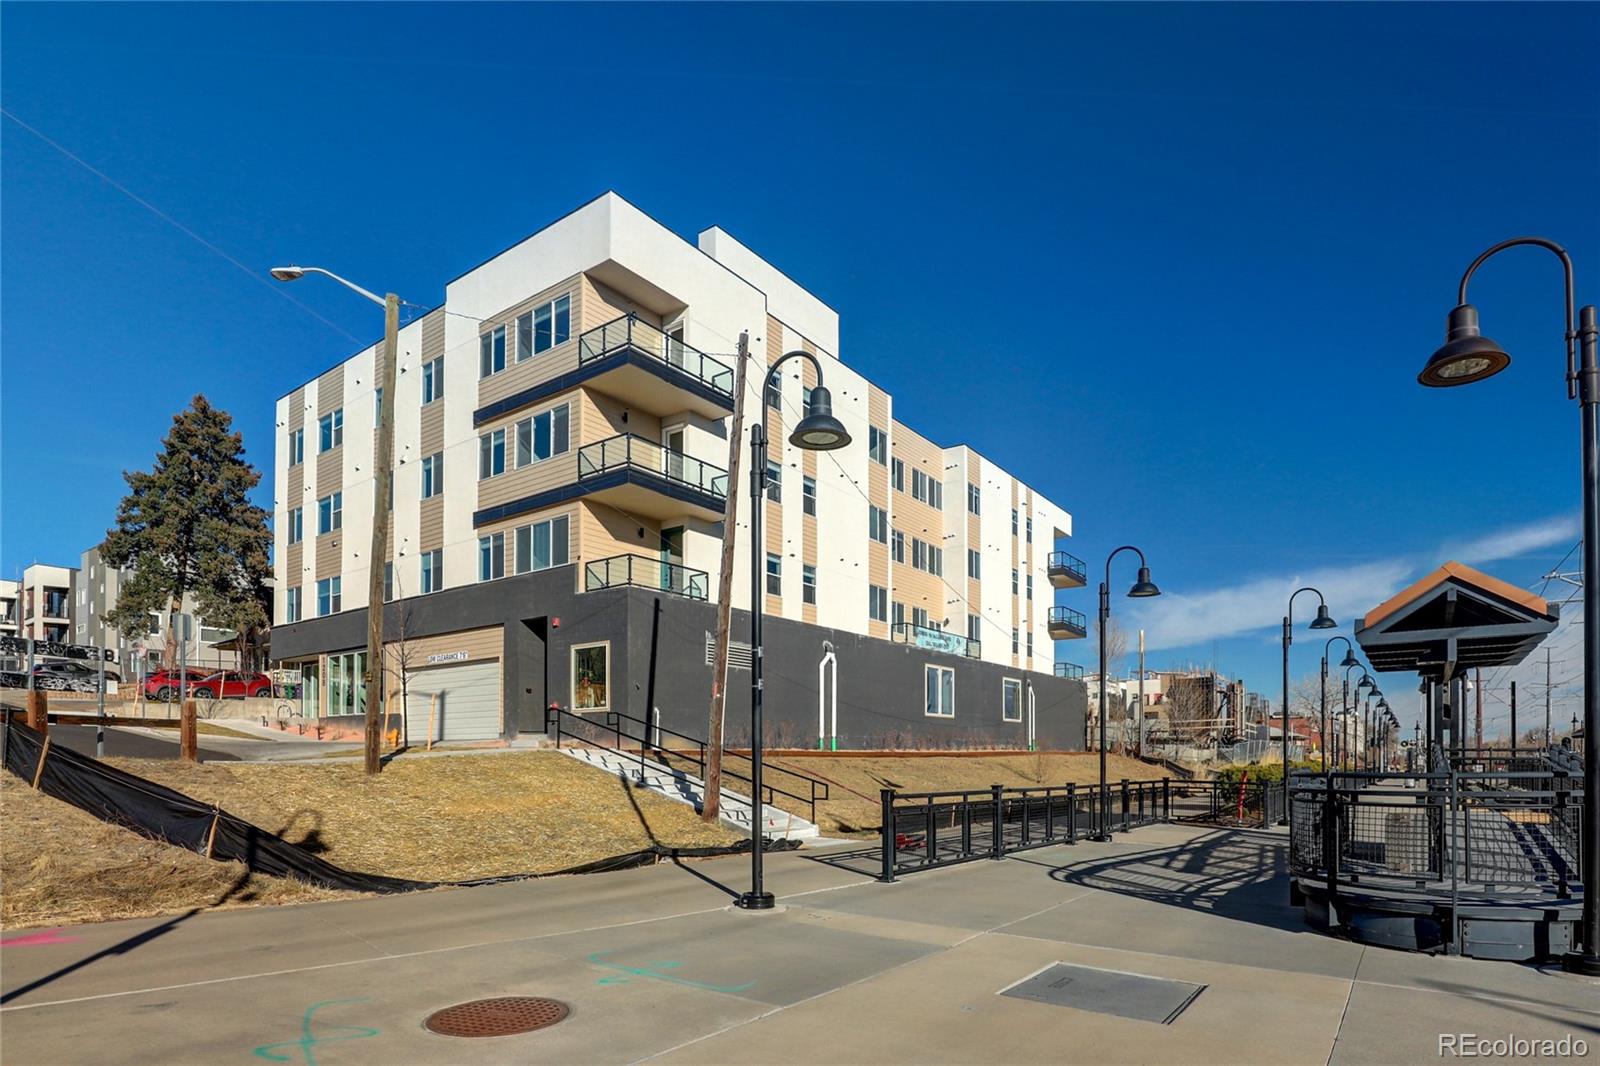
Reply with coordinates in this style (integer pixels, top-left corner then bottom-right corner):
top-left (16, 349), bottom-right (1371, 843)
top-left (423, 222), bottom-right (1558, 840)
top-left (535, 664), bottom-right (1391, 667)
top-left (557, 744), bottom-right (820, 841)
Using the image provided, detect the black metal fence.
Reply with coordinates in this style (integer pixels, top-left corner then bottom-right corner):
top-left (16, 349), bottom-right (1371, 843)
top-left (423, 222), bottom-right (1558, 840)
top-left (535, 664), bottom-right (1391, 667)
top-left (1289, 751), bottom-right (1584, 906)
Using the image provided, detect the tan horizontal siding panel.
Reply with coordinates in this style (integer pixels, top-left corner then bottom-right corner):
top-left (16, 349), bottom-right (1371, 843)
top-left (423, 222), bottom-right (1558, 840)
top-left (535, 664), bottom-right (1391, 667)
top-left (420, 402), bottom-right (444, 454)
top-left (476, 452), bottom-right (578, 511)
top-left (390, 625), bottom-right (503, 669)
top-left (287, 387), bottom-right (306, 431)
top-left (579, 388), bottom-right (661, 445)
top-left (580, 501), bottom-right (660, 563)
top-left (285, 542), bottom-right (303, 588)
top-left (315, 534), bottom-right (339, 579)
top-left (420, 307), bottom-right (446, 360)
top-left (317, 367), bottom-right (344, 412)
top-left (419, 498), bottom-right (444, 551)
top-left (316, 450), bottom-right (341, 491)
top-left (583, 275), bottom-right (662, 332)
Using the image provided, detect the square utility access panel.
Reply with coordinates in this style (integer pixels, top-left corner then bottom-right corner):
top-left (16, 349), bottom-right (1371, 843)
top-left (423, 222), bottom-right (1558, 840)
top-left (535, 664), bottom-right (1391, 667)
top-left (999, 963), bottom-right (1206, 1025)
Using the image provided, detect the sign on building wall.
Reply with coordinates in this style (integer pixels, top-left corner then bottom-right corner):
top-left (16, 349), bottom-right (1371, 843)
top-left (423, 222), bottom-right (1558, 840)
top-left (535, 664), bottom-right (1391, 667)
top-left (908, 627), bottom-right (968, 657)
top-left (426, 651), bottom-right (471, 665)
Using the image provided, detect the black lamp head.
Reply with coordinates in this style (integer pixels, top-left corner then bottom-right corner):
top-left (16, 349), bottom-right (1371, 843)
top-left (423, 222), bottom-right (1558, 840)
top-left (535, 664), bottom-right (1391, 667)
top-left (1369, 684), bottom-right (1384, 700)
top-left (788, 385), bottom-right (851, 451)
top-left (1339, 648), bottom-right (1361, 670)
top-left (1127, 566), bottom-right (1161, 598)
top-left (1419, 304), bottom-right (1510, 388)
top-left (1310, 603), bottom-right (1337, 630)
top-left (1358, 674), bottom-right (1374, 691)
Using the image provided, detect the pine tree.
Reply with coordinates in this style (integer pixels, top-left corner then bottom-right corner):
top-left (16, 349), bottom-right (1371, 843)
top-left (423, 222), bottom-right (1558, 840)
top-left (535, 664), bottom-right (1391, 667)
top-left (102, 395), bottom-right (272, 669)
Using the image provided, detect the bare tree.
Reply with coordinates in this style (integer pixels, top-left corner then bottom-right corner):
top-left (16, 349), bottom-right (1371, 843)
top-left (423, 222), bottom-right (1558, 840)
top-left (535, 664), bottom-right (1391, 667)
top-left (383, 579), bottom-right (422, 749)
top-left (1291, 670), bottom-right (1343, 756)
top-left (1095, 613), bottom-right (1129, 675)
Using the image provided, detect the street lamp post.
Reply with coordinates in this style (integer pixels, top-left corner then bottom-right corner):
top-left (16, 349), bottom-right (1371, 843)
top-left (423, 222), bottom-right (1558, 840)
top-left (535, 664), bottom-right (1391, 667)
top-left (737, 351), bottom-right (850, 910)
top-left (271, 265), bottom-right (398, 776)
top-left (1092, 547), bottom-right (1161, 842)
top-left (1282, 588), bottom-right (1336, 822)
top-left (1321, 638), bottom-right (1360, 772)
top-left (1340, 665), bottom-right (1370, 770)
top-left (1416, 235), bottom-right (1599, 974)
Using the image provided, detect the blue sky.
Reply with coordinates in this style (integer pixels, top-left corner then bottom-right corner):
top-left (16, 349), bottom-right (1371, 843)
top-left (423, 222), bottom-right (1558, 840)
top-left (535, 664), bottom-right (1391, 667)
top-left (3, 3), bottom-right (1597, 735)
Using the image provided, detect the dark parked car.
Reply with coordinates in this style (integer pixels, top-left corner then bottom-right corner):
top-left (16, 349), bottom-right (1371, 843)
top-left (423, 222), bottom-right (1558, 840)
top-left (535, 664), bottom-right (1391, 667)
top-left (142, 667), bottom-right (215, 701)
top-left (191, 671), bottom-right (273, 700)
top-left (31, 661), bottom-right (121, 690)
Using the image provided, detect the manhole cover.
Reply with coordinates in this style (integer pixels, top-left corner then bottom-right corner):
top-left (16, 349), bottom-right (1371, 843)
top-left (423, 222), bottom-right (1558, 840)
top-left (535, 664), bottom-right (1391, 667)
top-left (424, 996), bottom-right (569, 1037)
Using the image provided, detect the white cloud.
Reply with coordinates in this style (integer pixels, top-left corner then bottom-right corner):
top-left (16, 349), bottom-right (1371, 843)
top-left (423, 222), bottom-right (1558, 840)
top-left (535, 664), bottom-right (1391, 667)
top-left (1125, 513), bottom-right (1575, 655)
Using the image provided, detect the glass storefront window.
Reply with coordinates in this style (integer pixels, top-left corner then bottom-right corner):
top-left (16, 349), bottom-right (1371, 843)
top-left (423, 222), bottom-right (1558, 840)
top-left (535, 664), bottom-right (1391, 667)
top-left (572, 643), bottom-right (608, 711)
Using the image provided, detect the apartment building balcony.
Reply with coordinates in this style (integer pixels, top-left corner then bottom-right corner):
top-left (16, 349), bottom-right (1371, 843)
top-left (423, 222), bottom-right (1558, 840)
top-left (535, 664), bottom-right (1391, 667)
top-left (578, 314), bottom-right (735, 419)
top-left (1047, 551), bottom-right (1087, 589)
top-left (1054, 661), bottom-right (1085, 680)
top-left (1047, 606), bottom-right (1088, 640)
top-left (890, 621), bottom-right (981, 659)
top-left (576, 433), bottom-right (727, 522)
top-left (584, 553), bottom-right (709, 600)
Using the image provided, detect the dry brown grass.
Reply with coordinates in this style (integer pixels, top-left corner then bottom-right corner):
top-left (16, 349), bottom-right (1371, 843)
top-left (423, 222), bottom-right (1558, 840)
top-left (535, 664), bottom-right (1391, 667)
top-left (2, 773), bottom-right (353, 929)
top-left (761, 751), bottom-right (1170, 836)
top-left (2, 751), bottom-right (739, 929)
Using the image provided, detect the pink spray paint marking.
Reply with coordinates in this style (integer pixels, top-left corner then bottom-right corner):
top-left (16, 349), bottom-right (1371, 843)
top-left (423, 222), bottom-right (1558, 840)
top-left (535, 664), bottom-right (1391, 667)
top-left (1, 929), bottom-right (79, 947)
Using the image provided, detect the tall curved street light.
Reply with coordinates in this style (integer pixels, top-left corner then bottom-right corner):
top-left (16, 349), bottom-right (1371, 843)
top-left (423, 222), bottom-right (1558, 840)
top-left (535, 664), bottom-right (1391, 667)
top-left (1282, 588), bottom-right (1336, 822)
top-left (1417, 236), bottom-right (1599, 974)
top-left (271, 265), bottom-right (399, 776)
top-left (1321, 637), bottom-right (1360, 771)
top-left (738, 351), bottom-right (850, 910)
top-left (1091, 546), bottom-right (1161, 842)
top-left (1340, 665), bottom-right (1373, 770)
top-left (1361, 680), bottom-right (1384, 770)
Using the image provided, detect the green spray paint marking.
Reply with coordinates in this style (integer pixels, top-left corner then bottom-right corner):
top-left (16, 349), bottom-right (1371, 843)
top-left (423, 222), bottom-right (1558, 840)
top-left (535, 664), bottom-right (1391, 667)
top-left (252, 999), bottom-right (380, 1065)
top-left (588, 952), bottom-right (754, 993)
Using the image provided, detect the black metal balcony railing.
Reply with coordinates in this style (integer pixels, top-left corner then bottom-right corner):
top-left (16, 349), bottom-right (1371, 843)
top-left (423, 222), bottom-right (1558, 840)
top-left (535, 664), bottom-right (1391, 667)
top-left (577, 434), bottom-right (729, 500)
top-left (1047, 606), bottom-right (1088, 637)
top-left (1055, 662), bottom-right (1085, 679)
top-left (578, 314), bottom-right (736, 399)
top-left (1047, 551), bottom-right (1087, 586)
top-left (584, 553), bottom-right (709, 600)
top-left (890, 621), bottom-right (981, 659)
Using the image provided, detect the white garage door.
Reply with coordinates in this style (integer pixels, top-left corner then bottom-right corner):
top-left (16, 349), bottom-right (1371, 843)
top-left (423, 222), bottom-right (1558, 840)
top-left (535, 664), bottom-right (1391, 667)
top-left (403, 661), bottom-right (501, 743)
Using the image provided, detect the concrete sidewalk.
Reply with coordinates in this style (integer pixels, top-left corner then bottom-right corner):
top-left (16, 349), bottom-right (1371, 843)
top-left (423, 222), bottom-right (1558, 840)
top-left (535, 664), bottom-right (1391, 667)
top-left (2, 825), bottom-right (1596, 1064)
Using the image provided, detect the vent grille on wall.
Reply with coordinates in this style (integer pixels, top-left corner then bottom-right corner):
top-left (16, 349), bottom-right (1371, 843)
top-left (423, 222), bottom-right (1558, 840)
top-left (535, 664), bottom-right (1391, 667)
top-left (704, 635), bottom-right (753, 672)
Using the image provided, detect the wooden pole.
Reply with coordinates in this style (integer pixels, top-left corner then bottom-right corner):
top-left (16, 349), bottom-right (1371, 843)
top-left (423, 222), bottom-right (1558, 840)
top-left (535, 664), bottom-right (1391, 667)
top-left (32, 736), bottom-right (51, 789)
top-left (25, 688), bottom-right (47, 736)
top-left (204, 805), bottom-right (221, 859)
top-left (363, 293), bottom-right (401, 775)
top-left (180, 698), bottom-right (198, 762)
top-left (704, 331), bottom-right (750, 822)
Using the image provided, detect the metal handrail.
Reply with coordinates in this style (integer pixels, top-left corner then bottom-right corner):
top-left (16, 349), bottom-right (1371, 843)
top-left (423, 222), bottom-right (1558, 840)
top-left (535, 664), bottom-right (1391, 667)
top-left (1054, 662), bottom-right (1085, 679)
top-left (1047, 606), bottom-right (1088, 633)
top-left (889, 621), bottom-right (980, 658)
top-left (1047, 551), bottom-right (1087, 582)
top-left (577, 433), bottom-right (728, 499)
top-left (584, 553), bottom-right (709, 600)
top-left (545, 704), bottom-right (830, 823)
top-left (577, 314), bottom-right (736, 398)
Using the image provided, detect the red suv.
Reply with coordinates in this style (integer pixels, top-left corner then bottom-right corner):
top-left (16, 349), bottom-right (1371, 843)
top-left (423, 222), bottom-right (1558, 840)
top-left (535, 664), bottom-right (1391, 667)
top-left (191, 671), bottom-right (274, 699)
top-left (143, 668), bottom-right (214, 701)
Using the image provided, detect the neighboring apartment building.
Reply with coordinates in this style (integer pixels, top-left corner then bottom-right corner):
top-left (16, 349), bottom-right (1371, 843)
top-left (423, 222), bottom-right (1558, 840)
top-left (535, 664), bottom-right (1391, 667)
top-left (0, 579), bottom-right (19, 638)
top-left (20, 563), bottom-right (76, 643)
top-left (271, 192), bottom-right (1089, 748)
top-left (72, 547), bottom-right (242, 673)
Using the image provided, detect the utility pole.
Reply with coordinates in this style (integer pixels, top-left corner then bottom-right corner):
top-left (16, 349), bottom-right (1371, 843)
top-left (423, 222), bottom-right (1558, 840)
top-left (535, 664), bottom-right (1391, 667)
top-left (1473, 666), bottom-right (1483, 749)
top-left (703, 331), bottom-right (750, 822)
top-left (362, 292), bottom-right (400, 775)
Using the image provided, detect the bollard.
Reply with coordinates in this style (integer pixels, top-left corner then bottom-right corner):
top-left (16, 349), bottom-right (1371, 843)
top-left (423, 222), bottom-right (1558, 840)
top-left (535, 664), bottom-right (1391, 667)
top-left (1066, 783), bottom-right (1078, 843)
top-left (1162, 778), bottom-right (1172, 822)
top-left (25, 689), bottom-right (49, 736)
top-left (180, 699), bottom-right (198, 762)
top-left (879, 788), bottom-right (897, 883)
top-left (1120, 778), bottom-right (1131, 832)
top-left (991, 784), bottom-right (1005, 859)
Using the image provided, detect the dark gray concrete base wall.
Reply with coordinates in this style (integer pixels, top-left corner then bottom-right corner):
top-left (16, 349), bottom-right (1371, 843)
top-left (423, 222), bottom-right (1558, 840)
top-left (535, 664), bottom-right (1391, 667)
top-left (272, 573), bottom-right (1086, 750)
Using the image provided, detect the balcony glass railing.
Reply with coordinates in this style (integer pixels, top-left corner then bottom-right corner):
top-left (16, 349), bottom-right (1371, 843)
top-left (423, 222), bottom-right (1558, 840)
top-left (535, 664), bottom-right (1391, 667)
top-left (578, 434), bottom-right (728, 501)
top-left (890, 621), bottom-right (981, 659)
top-left (578, 314), bottom-right (736, 399)
top-left (1047, 551), bottom-right (1087, 583)
top-left (1047, 606), bottom-right (1088, 635)
top-left (1054, 662), bottom-right (1085, 680)
top-left (584, 554), bottom-right (709, 600)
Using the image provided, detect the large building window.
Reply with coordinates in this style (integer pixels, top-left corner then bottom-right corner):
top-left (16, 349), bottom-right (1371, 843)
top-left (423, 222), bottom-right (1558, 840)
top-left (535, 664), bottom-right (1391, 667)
top-left (288, 427), bottom-right (304, 466)
top-left (967, 484), bottom-right (981, 515)
top-left (479, 428), bottom-right (506, 479)
top-left (925, 665), bottom-right (955, 718)
top-left (765, 461), bottom-right (781, 503)
top-left (868, 584), bottom-right (888, 622)
top-left (514, 514), bottom-right (570, 573)
top-left (802, 476), bottom-right (817, 516)
top-left (910, 469), bottom-right (943, 509)
top-left (422, 355), bottom-right (445, 405)
top-left (318, 409), bottom-right (343, 452)
top-left (968, 614), bottom-right (982, 644)
top-left (479, 325), bottom-right (507, 378)
top-left (421, 549), bottom-right (443, 594)
top-left (893, 601), bottom-right (906, 627)
top-left (1003, 678), bottom-right (1022, 722)
top-left (384, 562), bottom-right (394, 602)
top-left (766, 553), bottom-right (782, 596)
top-left (517, 294), bottom-right (570, 358)
top-left (868, 426), bottom-right (888, 465)
top-left (421, 452), bottom-right (444, 499)
top-left (891, 458), bottom-right (904, 493)
top-left (967, 549), bottom-right (981, 580)
top-left (316, 576), bottom-right (341, 617)
top-left (285, 586), bottom-right (302, 623)
top-left (516, 404), bottom-right (570, 467)
top-left (572, 642), bottom-right (609, 710)
top-left (287, 506), bottom-right (303, 545)
top-left (317, 492), bottom-right (342, 534)
top-left (478, 532), bottom-right (505, 582)
top-left (891, 529), bottom-right (905, 563)
top-left (869, 505), bottom-right (888, 544)
top-left (326, 650), bottom-right (367, 717)
top-left (802, 564), bottom-right (817, 605)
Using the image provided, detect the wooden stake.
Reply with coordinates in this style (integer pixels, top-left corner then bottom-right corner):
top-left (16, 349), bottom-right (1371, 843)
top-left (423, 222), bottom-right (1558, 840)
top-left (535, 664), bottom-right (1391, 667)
top-left (205, 805), bottom-right (221, 859)
top-left (704, 331), bottom-right (750, 822)
top-left (180, 699), bottom-right (198, 762)
top-left (426, 693), bottom-right (437, 751)
top-left (32, 736), bottom-right (51, 789)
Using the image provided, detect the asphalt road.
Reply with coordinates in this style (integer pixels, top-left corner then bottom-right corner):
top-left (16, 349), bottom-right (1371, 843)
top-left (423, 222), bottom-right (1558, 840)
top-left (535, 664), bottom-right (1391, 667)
top-left (40, 725), bottom-right (242, 762)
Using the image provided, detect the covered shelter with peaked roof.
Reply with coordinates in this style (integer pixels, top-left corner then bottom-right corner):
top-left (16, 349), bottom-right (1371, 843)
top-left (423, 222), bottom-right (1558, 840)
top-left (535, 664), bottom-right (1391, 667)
top-left (1355, 560), bottom-right (1559, 758)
